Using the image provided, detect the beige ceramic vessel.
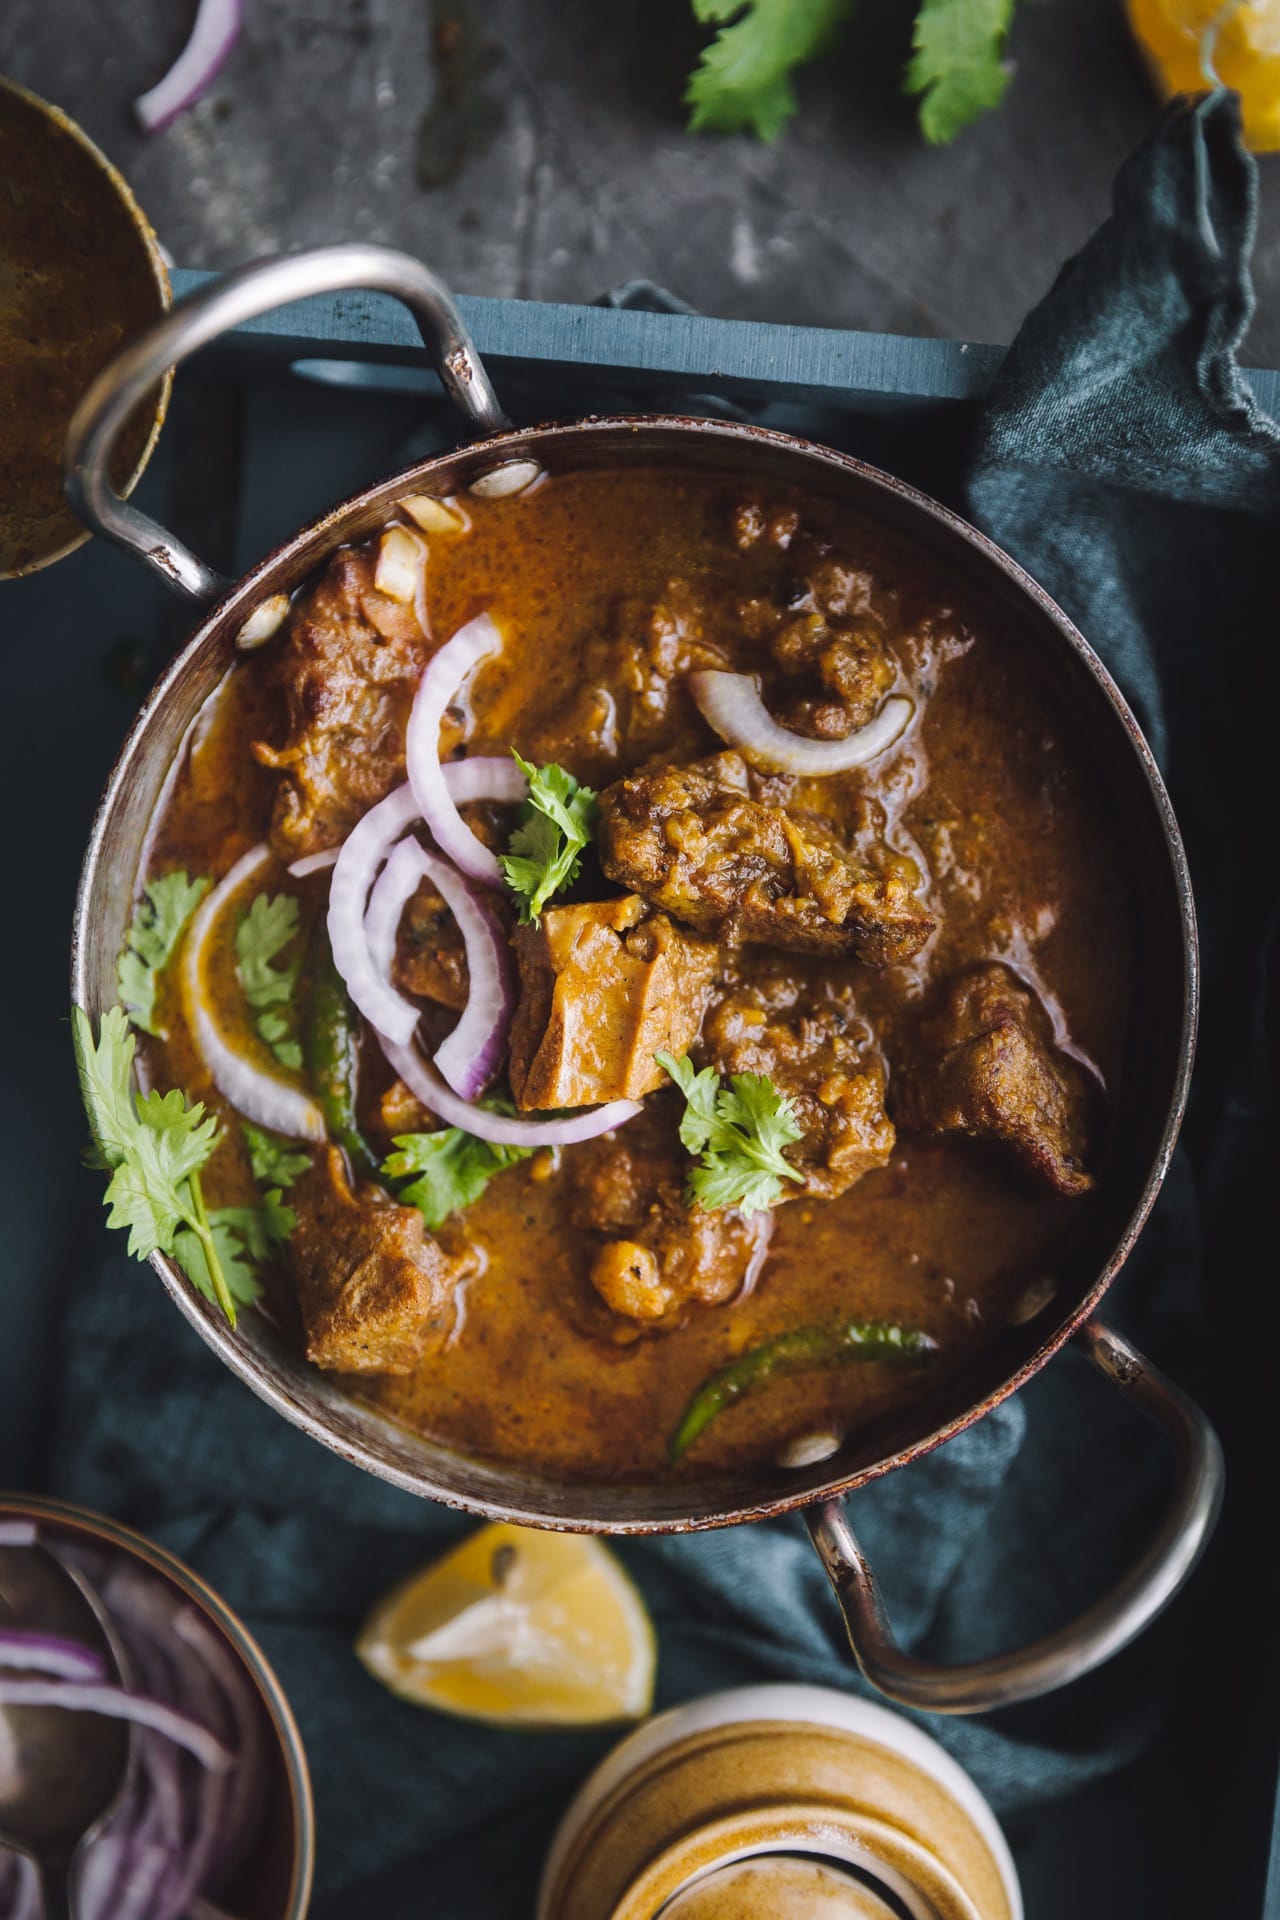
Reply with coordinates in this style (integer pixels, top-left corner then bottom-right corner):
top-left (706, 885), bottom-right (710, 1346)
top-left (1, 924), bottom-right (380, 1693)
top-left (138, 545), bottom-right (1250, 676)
top-left (538, 1685), bottom-right (1021, 1920)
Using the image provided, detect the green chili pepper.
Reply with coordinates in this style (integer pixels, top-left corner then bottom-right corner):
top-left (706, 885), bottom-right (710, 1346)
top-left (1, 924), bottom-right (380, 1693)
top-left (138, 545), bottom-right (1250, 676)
top-left (304, 929), bottom-right (380, 1180)
top-left (669, 1320), bottom-right (938, 1463)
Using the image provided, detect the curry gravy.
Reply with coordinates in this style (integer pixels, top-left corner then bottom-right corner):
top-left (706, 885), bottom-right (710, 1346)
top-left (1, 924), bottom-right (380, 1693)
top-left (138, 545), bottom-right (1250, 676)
top-left (142, 464), bottom-right (1134, 1482)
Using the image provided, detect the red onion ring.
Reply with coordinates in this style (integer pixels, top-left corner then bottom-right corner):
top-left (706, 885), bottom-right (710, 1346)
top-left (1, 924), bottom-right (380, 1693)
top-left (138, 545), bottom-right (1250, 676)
top-left (0, 1679), bottom-right (233, 1771)
top-left (405, 614), bottom-right (507, 884)
top-left (0, 1629), bottom-right (108, 1681)
top-left (366, 840), bottom-right (514, 1102)
top-left (737, 1210), bottom-right (775, 1300)
top-left (442, 754), bottom-right (529, 807)
top-left (689, 669), bottom-right (914, 776)
top-left (379, 1034), bottom-right (641, 1147)
top-left (326, 784), bottom-right (423, 1044)
top-left (287, 759), bottom-right (521, 885)
top-left (287, 847), bottom-right (340, 878)
top-left (133, 0), bottom-right (243, 133)
top-left (182, 845), bottom-right (326, 1142)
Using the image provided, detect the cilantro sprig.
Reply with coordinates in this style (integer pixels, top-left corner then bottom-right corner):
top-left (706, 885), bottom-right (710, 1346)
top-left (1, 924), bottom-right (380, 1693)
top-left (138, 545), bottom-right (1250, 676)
top-left (243, 1123), bottom-right (311, 1191)
top-left (383, 1124), bottom-right (532, 1231)
top-left (905, 0), bottom-right (1015, 145)
top-left (117, 871), bottom-right (209, 1038)
top-left (76, 1006), bottom-right (240, 1324)
top-left (500, 755), bottom-right (598, 924)
top-left (685, 0), bottom-right (850, 142)
top-left (74, 1007), bottom-right (299, 1328)
top-left (236, 893), bottom-right (303, 1070)
top-left (656, 1051), bottom-right (804, 1215)
top-left (682, 0), bottom-right (1019, 146)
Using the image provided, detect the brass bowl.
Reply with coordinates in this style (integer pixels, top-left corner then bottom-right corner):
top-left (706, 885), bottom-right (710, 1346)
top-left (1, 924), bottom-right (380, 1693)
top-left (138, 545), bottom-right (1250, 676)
top-left (0, 77), bottom-right (170, 577)
top-left (0, 1493), bottom-right (314, 1918)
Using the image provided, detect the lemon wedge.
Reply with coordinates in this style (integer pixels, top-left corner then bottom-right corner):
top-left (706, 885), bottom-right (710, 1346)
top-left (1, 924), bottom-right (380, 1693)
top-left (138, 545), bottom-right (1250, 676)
top-left (355, 1523), bottom-right (657, 1728)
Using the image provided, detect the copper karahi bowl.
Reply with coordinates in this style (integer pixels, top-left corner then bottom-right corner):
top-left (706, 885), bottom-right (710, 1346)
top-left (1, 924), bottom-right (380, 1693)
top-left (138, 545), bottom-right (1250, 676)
top-left (67, 246), bottom-right (1222, 1714)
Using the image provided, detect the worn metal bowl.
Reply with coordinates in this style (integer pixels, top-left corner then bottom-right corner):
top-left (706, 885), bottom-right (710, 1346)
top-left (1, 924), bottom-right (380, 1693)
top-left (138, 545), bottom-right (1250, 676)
top-left (0, 1494), bottom-right (314, 1918)
top-left (0, 76), bottom-right (169, 578)
top-left (66, 246), bottom-right (1223, 1715)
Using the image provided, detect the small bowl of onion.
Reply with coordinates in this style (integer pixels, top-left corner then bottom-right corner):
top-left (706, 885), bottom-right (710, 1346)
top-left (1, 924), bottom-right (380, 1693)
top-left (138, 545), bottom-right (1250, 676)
top-left (0, 1495), bottom-right (313, 1920)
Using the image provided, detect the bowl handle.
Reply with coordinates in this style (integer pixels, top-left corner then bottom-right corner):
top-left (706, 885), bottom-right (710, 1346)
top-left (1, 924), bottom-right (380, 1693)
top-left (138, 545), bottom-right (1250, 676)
top-left (63, 243), bottom-right (510, 603)
top-left (804, 1318), bottom-right (1223, 1713)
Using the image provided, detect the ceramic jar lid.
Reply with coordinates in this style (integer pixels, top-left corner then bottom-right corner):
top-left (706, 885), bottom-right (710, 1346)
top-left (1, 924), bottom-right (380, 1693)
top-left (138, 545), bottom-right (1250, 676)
top-left (538, 1685), bottom-right (1022, 1920)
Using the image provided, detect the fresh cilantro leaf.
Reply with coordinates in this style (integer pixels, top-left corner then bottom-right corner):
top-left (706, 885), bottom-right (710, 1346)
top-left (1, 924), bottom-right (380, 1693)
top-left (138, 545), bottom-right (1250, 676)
top-left (384, 1127), bottom-right (532, 1231)
top-left (904, 0), bottom-right (1016, 144)
top-left (175, 1215), bottom-right (263, 1308)
top-left (242, 1123), bottom-right (311, 1190)
top-left (74, 1005), bottom-right (143, 1167)
top-left (658, 1052), bottom-right (804, 1214)
top-left (236, 892), bottom-right (303, 1069)
top-left (116, 872), bottom-right (209, 1038)
top-left (685, 0), bottom-right (850, 142)
top-left (73, 1003), bottom-right (243, 1326)
top-left (500, 755), bottom-right (598, 924)
top-left (654, 1050), bottom-right (721, 1156)
top-left (259, 1187), bottom-right (299, 1248)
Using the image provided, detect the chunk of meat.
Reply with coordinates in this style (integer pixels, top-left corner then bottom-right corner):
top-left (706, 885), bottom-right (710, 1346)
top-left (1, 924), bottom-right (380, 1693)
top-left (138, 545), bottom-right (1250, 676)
top-left (287, 1146), bottom-right (478, 1372)
top-left (394, 878), bottom-right (469, 1011)
top-left (702, 976), bottom-right (895, 1201)
top-left (392, 807), bottom-right (515, 1012)
top-left (894, 963), bottom-right (1094, 1196)
top-left (770, 611), bottom-right (898, 742)
top-left (597, 754), bottom-right (933, 966)
top-left (527, 580), bottom-right (726, 778)
top-left (569, 1107), bottom-right (770, 1325)
top-left (252, 547), bottom-right (429, 859)
top-left (508, 895), bottom-right (717, 1111)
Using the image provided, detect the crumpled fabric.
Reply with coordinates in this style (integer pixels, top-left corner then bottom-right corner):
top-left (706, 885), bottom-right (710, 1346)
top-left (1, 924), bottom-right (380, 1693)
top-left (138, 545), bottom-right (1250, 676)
top-left (41, 91), bottom-right (1275, 1919)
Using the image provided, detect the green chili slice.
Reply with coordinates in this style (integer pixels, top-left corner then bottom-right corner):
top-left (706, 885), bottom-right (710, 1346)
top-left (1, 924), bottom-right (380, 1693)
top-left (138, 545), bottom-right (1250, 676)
top-left (669, 1319), bottom-right (938, 1463)
top-left (304, 928), bottom-right (380, 1180)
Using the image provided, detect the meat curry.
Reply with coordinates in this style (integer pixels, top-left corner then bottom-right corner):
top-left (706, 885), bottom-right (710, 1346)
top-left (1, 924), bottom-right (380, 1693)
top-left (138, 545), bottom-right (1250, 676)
top-left (101, 461), bottom-right (1133, 1482)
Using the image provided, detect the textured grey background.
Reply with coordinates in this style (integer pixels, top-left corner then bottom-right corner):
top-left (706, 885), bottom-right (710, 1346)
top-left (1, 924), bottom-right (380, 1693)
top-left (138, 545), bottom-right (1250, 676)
top-left (3, 0), bottom-right (1279, 361)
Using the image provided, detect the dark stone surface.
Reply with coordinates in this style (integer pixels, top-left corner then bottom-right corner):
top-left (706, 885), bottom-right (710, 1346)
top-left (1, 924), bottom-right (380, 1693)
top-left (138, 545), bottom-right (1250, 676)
top-left (3, 0), bottom-right (1279, 362)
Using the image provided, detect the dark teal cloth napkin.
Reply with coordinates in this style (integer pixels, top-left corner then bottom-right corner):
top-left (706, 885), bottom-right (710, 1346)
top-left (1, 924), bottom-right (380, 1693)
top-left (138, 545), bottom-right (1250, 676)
top-left (45, 93), bottom-right (1276, 1917)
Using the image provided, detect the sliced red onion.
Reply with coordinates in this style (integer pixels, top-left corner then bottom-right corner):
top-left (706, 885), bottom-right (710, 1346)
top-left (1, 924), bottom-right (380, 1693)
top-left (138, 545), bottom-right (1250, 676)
top-left (367, 840), bottom-right (514, 1101)
top-left (183, 845), bottom-right (326, 1142)
top-left (0, 1855), bottom-right (39, 1920)
top-left (689, 670), bottom-right (914, 776)
top-left (287, 847), bottom-right (340, 878)
top-left (379, 1035), bottom-right (640, 1146)
top-left (133, 0), bottom-right (243, 133)
top-left (326, 784), bottom-right (423, 1044)
top-left (405, 614), bottom-right (507, 884)
top-left (442, 755), bottom-right (528, 807)
top-left (0, 1679), bottom-right (233, 1771)
top-left (0, 1629), bottom-right (107, 1681)
top-left (737, 1210), bottom-right (775, 1300)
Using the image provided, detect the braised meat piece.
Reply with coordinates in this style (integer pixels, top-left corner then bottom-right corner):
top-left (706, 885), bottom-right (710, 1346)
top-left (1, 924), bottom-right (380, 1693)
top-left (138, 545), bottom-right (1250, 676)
top-left (393, 877), bottom-right (469, 1011)
top-left (569, 1106), bottom-right (770, 1324)
top-left (770, 611), bottom-right (898, 742)
top-left (288, 1146), bottom-right (478, 1372)
top-left (894, 963), bottom-right (1094, 1196)
top-left (597, 753), bottom-right (933, 966)
top-left (252, 547), bottom-right (428, 858)
top-left (508, 895), bottom-right (717, 1110)
top-left (701, 977), bottom-right (895, 1201)
top-left (526, 581), bottom-right (726, 779)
